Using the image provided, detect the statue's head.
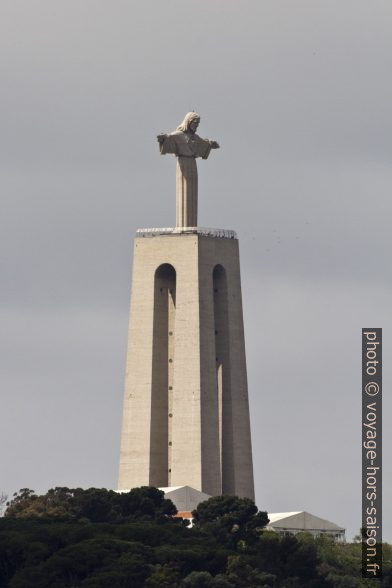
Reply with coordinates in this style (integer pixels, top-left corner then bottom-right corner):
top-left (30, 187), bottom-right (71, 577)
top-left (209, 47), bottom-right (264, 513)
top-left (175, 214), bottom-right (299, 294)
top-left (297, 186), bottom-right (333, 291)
top-left (177, 112), bottom-right (200, 133)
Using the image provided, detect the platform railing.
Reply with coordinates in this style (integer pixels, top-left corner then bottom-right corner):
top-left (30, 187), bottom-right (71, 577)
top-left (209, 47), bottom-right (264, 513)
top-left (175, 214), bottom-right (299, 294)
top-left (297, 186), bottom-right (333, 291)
top-left (136, 227), bottom-right (237, 239)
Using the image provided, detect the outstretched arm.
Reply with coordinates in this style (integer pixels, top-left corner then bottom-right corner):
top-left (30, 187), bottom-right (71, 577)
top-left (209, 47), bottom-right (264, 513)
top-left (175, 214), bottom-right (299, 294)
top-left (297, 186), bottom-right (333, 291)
top-left (157, 133), bottom-right (177, 155)
top-left (197, 137), bottom-right (220, 159)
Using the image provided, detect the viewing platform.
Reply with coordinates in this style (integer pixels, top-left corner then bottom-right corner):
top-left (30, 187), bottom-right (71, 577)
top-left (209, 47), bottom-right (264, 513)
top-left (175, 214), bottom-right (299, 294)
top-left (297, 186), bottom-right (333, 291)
top-left (136, 227), bottom-right (237, 239)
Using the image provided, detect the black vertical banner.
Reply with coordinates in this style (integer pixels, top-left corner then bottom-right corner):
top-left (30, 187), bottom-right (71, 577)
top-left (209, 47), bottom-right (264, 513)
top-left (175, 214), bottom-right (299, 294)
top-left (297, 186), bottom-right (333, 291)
top-left (362, 329), bottom-right (382, 578)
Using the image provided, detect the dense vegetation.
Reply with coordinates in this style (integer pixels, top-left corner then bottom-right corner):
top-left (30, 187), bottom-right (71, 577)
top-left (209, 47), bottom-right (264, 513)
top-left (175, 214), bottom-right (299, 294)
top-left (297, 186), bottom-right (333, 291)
top-left (0, 487), bottom-right (390, 587)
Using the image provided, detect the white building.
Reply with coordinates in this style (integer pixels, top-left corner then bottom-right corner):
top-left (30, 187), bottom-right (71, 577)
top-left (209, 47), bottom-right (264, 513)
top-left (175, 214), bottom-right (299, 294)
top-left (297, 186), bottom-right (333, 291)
top-left (160, 485), bottom-right (211, 517)
top-left (266, 511), bottom-right (345, 542)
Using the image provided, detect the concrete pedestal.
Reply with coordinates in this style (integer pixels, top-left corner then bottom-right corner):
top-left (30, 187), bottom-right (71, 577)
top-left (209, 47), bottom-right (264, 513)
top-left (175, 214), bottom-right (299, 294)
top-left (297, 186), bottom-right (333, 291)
top-left (118, 229), bottom-right (254, 500)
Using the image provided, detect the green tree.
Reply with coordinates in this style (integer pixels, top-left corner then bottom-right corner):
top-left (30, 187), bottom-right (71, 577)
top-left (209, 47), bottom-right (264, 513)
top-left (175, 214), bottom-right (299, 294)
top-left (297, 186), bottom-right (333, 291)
top-left (145, 563), bottom-right (181, 587)
top-left (225, 555), bottom-right (276, 586)
top-left (2, 488), bottom-right (392, 587)
top-left (182, 570), bottom-right (216, 587)
top-left (192, 495), bottom-right (269, 549)
top-left (5, 486), bottom-right (177, 523)
top-left (9, 538), bottom-right (152, 588)
top-left (250, 532), bottom-right (330, 587)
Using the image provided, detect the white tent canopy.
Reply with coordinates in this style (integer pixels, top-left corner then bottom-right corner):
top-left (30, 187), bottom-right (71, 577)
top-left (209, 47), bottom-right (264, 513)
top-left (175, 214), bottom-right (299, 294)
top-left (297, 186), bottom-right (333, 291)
top-left (160, 486), bottom-right (211, 512)
top-left (267, 511), bottom-right (345, 541)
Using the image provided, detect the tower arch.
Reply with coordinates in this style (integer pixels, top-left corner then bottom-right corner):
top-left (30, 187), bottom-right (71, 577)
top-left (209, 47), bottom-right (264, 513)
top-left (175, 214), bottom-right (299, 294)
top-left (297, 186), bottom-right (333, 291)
top-left (213, 264), bottom-right (235, 494)
top-left (150, 263), bottom-right (176, 487)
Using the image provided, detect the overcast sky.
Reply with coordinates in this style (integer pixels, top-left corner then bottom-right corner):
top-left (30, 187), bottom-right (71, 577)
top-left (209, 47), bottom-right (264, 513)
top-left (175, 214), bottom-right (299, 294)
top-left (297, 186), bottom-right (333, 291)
top-left (1, 0), bottom-right (391, 541)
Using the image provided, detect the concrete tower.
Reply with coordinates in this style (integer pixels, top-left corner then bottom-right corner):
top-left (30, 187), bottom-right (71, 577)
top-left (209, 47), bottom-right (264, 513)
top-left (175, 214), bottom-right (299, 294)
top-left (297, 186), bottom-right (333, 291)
top-left (118, 113), bottom-right (254, 501)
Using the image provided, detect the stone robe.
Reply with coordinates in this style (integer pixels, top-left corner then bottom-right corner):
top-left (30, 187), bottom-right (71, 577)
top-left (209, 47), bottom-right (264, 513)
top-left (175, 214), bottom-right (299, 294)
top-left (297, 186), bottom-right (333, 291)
top-left (160, 131), bottom-right (212, 228)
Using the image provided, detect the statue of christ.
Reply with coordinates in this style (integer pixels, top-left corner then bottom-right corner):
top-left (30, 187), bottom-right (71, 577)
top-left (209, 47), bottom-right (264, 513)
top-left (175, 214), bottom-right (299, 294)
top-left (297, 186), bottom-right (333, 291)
top-left (157, 112), bottom-right (219, 228)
